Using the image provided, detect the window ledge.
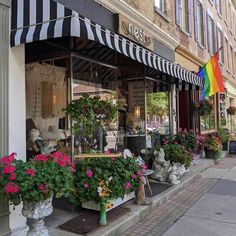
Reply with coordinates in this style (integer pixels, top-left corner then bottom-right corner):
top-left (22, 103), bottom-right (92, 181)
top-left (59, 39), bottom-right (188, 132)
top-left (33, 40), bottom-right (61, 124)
top-left (217, 12), bottom-right (222, 18)
top-left (201, 129), bottom-right (217, 135)
top-left (229, 29), bottom-right (233, 36)
top-left (224, 19), bottom-right (228, 27)
top-left (219, 61), bottom-right (224, 66)
top-left (197, 43), bottom-right (205, 50)
top-left (154, 7), bottom-right (171, 23)
top-left (227, 69), bottom-right (231, 74)
top-left (179, 28), bottom-right (190, 37)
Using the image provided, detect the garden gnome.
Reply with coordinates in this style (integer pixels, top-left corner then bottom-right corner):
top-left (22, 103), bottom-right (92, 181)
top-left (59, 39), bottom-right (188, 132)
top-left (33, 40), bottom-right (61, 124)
top-left (151, 148), bottom-right (170, 182)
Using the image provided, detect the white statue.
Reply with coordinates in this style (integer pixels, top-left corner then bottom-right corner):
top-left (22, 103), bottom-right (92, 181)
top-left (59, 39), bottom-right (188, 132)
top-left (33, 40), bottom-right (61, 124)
top-left (176, 163), bottom-right (186, 177)
top-left (27, 129), bottom-right (42, 152)
top-left (167, 164), bottom-right (181, 185)
top-left (151, 148), bottom-right (170, 182)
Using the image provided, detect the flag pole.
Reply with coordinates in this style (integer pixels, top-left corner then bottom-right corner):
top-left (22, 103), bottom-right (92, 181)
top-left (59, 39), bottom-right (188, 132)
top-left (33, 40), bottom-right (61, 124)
top-left (215, 46), bottom-right (223, 55)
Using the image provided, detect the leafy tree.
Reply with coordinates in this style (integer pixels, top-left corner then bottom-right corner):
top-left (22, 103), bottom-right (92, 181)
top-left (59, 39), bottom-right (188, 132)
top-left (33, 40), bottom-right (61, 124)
top-left (147, 92), bottom-right (169, 122)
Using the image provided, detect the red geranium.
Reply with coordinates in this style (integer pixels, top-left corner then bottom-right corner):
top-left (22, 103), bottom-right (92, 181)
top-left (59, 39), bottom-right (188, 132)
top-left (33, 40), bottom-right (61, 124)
top-left (4, 182), bottom-right (19, 194)
top-left (2, 165), bottom-right (15, 174)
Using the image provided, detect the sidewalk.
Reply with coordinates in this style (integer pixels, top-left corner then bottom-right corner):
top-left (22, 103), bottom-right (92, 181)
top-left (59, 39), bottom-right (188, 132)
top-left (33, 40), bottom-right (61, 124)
top-left (48, 157), bottom-right (214, 236)
top-left (123, 156), bottom-right (236, 236)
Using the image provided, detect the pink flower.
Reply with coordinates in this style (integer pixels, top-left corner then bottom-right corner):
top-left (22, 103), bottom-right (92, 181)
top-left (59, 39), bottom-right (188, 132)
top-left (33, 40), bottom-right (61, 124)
top-left (57, 159), bottom-right (66, 167)
top-left (138, 170), bottom-right (143, 176)
top-left (34, 154), bottom-right (48, 162)
top-left (184, 150), bottom-right (189, 155)
top-left (0, 153), bottom-right (16, 165)
top-left (174, 141), bottom-right (178, 144)
top-left (2, 165), bottom-right (15, 174)
top-left (39, 184), bottom-right (45, 190)
top-left (111, 157), bottom-right (116, 161)
top-left (26, 169), bottom-right (35, 177)
top-left (131, 173), bottom-right (137, 179)
top-left (4, 182), bottom-right (19, 194)
top-left (10, 173), bottom-right (16, 181)
top-left (125, 182), bottom-right (131, 190)
top-left (104, 149), bottom-right (110, 154)
top-left (84, 183), bottom-right (89, 189)
top-left (141, 164), bottom-right (147, 170)
top-left (86, 169), bottom-right (93, 178)
top-left (163, 140), bottom-right (169, 145)
top-left (139, 176), bottom-right (145, 183)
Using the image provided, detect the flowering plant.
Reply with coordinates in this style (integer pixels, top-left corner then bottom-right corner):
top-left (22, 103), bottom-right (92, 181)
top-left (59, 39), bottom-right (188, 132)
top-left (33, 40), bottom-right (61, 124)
top-left (175, 129), bottom-right (197, 153)
top-left (163, 144), bottom-right (193, 167)
top-left (0, 152), bottom-right (74, 206)
top-left (195, 133), bottom-right (205, 153)
top-left (72, 157), bottom-right (142, 208)
top-left (193, 99), bottom-right (213, 116)
top-left (227, 106), bottom-right (236, 115)
top-left (204, 135), bottom-right (222, 153)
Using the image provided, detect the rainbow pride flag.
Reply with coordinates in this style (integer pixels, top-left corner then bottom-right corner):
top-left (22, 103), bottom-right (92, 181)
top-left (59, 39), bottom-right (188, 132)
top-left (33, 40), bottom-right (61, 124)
top-left (198, 51), bottom-right (224, 100)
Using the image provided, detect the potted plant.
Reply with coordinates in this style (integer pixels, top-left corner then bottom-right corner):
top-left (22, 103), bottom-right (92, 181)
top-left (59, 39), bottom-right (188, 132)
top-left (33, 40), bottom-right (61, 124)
top-left (64, 94), bottom-right (118, 153)
top-left (0, 152), bottom-right (74, 236)
top-left (217, 128), bottom-right (229, 150)
top-left (227, 106), bottom-right (236, 115)
top-left (193, 100), bottom-right (213, 116)
top-left (175, 129), bottom-right (197, 153)
top-left (203, 135), bottom-right (222, 161)
top-left (163, 144), bottom-right (193, 168)
top-left (72, 157), bottom-right (142, 225)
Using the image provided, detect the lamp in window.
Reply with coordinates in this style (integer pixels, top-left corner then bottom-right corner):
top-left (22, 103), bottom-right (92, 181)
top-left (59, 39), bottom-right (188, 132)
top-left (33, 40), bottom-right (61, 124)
top-left (134, 105), bottom-right (141, 120)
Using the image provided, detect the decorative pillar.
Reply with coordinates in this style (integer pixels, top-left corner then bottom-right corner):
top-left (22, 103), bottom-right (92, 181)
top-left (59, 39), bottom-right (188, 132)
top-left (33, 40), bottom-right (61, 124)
top-left (0, 1), bottom-right (10, 235)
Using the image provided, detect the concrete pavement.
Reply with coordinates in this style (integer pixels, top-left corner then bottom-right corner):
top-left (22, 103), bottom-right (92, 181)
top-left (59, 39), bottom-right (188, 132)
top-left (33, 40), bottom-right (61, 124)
top-left (162, 157), bottom-right (236, 236)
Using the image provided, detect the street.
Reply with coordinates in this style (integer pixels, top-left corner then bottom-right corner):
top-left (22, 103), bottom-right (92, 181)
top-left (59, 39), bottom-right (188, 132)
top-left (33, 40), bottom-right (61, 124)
top-left (123, 157), bottom-right (236, 236)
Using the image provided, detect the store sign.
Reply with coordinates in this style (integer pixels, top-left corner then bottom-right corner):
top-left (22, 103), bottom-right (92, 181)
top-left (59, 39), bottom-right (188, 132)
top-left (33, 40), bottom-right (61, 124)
top-left (219, 93), bottom-right (227, 127)
top-left (118, 15), bottom-right (153, 49)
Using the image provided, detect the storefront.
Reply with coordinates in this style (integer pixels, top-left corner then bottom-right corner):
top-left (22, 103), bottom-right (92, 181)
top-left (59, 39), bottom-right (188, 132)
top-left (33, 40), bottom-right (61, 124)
top-left (10, 0), bottom-right (203, 161)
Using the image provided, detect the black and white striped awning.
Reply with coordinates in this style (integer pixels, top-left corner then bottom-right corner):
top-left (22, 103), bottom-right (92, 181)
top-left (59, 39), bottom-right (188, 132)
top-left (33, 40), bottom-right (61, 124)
top-left (11, 0), bottom-right (203, 89)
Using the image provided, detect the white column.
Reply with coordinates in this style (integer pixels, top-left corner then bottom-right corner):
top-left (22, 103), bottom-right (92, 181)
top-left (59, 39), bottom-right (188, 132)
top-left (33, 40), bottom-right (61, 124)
top-left (170, 84), bottom-right (177, 134)
top-left (8, 45), bottom-right (28, 235)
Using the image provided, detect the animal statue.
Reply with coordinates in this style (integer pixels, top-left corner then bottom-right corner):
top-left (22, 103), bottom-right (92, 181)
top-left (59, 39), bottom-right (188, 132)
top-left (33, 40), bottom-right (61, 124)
top-left (167, 164), bottom-right (181, 185)
top-left (176, 163), bottom-right (186, 177)
top-left (151, 148), bottom-right (171, 182)
top-left (35, 139), bottom-right (58, 155)
top-left (27, 129), bottom-right (42, 152)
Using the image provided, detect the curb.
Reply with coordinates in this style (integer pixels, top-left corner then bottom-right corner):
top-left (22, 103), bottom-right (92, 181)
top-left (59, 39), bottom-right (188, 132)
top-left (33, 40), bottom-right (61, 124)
top-left (88, 172), bottom-right (201, 236)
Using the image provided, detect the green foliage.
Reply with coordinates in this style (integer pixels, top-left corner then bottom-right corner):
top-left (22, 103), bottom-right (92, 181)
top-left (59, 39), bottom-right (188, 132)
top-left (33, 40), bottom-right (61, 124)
top-left (0, 153), bottom-right (74, 206)
top-left (217, 128), bottom-right (229, 144)
top-left (147, 92), bottom-right (169, 121)
top-left (175, 129), bottom-right (197, 153)
top-left (204, 135), bottom-right (222, 153)
top-left (163, 144), bottom-right (192, 168)
top-left (72, 157), bottom-right (142, 205)
top-left (194, 99), bottom-right (214, 116)
top-left (64, 94), bottom-right (118, 138)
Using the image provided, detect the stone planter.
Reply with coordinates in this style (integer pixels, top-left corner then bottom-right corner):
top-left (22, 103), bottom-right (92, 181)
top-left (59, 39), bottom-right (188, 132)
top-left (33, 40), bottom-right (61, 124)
top-left (204, 149), bottom-right (216, 159)
top-left (82, 192), bottom-right (135, 212)
top-left (22, 195), bottom-right (53, 236)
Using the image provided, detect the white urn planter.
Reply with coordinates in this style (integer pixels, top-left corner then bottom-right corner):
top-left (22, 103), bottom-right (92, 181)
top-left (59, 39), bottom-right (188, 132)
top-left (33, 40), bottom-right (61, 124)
top-left (22, 195), bottom-right (53, 236)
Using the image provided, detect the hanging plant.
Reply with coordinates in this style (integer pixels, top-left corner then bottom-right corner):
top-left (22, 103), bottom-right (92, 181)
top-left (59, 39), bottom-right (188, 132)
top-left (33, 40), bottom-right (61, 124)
top-left (227, 106), bottom-right (236, 115)
top-left (193, 99), bottom-right (213, 116)
top-left (64, 94), bottom-right (118, 147)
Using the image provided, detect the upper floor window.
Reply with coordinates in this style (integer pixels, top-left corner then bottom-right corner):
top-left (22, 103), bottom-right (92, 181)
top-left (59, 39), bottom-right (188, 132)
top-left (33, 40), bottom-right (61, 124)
top-left (155, 0), bottom-right (166, 13)
top-left (176, 0), bottom-right (192, 34)
top-left (195, 0), bottom-right (205, 46)
top-left (225, 37), bottom-right (229, 70)
top-left (207, 14), bottom-right (214, 55)
top-left (216, 27), bottom-right (224, 63)
top-left (216, 0), bottom-right (222, 16)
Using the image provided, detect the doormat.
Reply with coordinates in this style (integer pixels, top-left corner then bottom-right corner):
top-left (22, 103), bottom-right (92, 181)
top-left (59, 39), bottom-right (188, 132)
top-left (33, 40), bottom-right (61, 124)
top-left (145, 181), bottom-right (172, 198)
top-left (59, 206), bottom-right (130, 235)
